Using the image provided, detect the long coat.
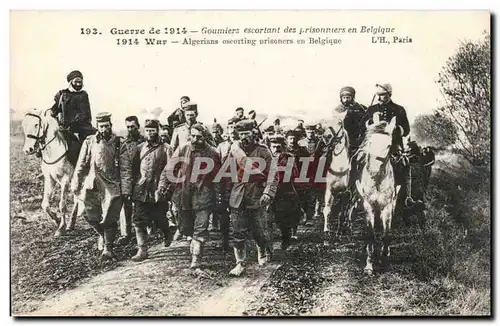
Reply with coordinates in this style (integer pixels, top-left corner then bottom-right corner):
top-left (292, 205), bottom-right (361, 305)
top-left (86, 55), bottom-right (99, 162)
top-left (227, 142), bottom-right (278, 210)
top-left (50, 89), bottom-right (93, 130)
top-left (71, 134), bottom-right (133, 200)
top-left (159, 143), bottom-right (221, 211)
top-left (131, 140), bottom-right (169, 203)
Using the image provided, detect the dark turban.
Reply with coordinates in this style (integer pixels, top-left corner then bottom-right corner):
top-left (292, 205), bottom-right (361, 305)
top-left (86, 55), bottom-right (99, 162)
top-left (67, 70), bottom-right (83, 82)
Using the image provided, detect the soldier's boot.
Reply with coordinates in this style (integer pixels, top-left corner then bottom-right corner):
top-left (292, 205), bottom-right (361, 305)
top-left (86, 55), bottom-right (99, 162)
top-left (403, 167), bottom-right (417, 207)
top-left (173, 229), bottom-right (184, 241)
top-left (116, 225), bottom-right (132, 246)
top-left (131, 227), bottom-right (148, 262)
top-left (117, 200), bottom-right (133, 246)
top-left (101, 226), bottom-right (117, 262)
top-left (281, 227), bottom-right (291, 250)
top-left (89, 221), bottom-right (105, 251)
top-left (229, 245), bottom-right (247, 277)
top-left (189, 239), bottom-right (204, 269)
top-left (157, 217), bottom-right (172, 248)
top-left (257, 245), bottom-right (268, 266)
top-left (210, 213), bottom-right (219, 232)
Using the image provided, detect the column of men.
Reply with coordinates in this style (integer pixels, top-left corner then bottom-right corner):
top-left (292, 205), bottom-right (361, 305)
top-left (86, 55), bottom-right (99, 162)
top-left (61, 69), bottom-right (420, 276)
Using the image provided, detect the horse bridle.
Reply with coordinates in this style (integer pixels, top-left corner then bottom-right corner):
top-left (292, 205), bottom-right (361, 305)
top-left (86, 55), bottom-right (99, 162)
top-left (324, 124), bottom-right (347, 157)
top-left (25, 113), bottom-right (47, 150)
top-left (24, 112), bottom-right (67, 165)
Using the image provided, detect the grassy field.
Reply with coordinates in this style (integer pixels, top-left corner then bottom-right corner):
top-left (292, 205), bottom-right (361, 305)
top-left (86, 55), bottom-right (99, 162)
top-left (10, 132), bottom-right (491, 316)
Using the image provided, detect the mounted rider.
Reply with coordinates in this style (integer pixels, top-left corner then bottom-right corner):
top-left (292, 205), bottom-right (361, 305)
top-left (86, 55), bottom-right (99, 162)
top-left (361, 83), bottom-right (416, 207)
top-left (49, 70), bottom-right (96, 146)
top-left (333, 86), bottom-right (367, 197)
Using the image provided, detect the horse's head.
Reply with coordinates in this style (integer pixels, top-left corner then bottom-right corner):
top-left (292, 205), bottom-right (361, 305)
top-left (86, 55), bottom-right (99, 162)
top-left (21, 109), bottom-right (58, 155)
top-left (362, 116), bottom-right (397, 174)
top-left (323, 117), bottom-right (348, 152)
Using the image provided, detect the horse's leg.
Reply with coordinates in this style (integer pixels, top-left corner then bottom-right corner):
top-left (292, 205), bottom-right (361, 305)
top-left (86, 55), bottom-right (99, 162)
top-left (323, 186), bottom-right (333, 246)
top-left (55, 178), bottom-right (69, 236)
top-left (67, 195), bottom-right (79, 231)
top-left (381, 204), bottom-right (393, 271)
top-left (41, 174), bottom-right (60, 227)
top-left (363, 201), bottom-right (375, 276)
top-left (346, 203), bottom-right (356, 241)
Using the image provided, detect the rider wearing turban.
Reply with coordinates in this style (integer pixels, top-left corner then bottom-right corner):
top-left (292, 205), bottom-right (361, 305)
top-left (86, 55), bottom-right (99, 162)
top-left (50, 70), bottom-right (96, 144)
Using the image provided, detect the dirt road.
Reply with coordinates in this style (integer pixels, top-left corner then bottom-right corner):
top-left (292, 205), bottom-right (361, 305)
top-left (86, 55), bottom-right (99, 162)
top-left (19, 216), bottom-right (467, 317)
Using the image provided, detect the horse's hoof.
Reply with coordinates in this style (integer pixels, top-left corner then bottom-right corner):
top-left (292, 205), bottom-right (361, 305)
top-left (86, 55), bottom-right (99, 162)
top-left (323, 240), bottom-right (331, 247)
top-left (364, 268), bottom-right (374, 277)
top-left (66, 225), bottom-right (75, 231)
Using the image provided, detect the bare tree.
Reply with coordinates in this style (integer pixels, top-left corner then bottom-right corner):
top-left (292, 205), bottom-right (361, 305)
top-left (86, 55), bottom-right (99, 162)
top-left (436, 32), bottom-right (490, 168)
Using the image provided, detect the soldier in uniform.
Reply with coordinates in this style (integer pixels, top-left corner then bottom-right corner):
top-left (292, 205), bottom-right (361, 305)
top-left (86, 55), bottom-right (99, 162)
top-left (269, 134), bottom-right (300, 250)
top-left (213, 117), bottom-right (239, 251)
top-left (285, 129), bottom-right (311, 234)
top-left (158, 124), bottom-right (221, 270)
top-left (211, 119), bottom-right (225, 146)
top-left (273, 119), bottom-right (283, 135)
top-left (362, 83), bottom-right (416, 207)
top-left (159, 124), bottom-right (172, 146)
top-left (49, 70), bottom-right (96, 162)
top-left (116, 116), bottom-right (147, 245)
top-left (225, 120), bottom-right (278, 276)
top-left (333, 86), bottom-right (367, 197)
top-left (130, 120), bottom-right (172, 261)
top-left (422, 146), bottom-right (436, 190)
top-left (295, 120), bottom-right (307, 139)
top-left (234, 107), bottom-right (246, 122)
top-left (263, 126), bottom-right (275, 147)
top-left (169, 103), bottom-right (215, 241)
top-left (167, 95), bottom-right (190, 130)
top-left (70, 112), bottom-right (132, 261)
top-left (49, 70), bottom-right (95, 142)
top-left (298, 125), bottom-right (326, 222)
top-left (170, 103), bottom-right (215, 152)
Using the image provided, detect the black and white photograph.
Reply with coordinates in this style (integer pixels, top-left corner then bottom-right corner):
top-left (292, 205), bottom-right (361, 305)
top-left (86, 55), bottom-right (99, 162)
top-left (9, 10), bottom-right (491, 317)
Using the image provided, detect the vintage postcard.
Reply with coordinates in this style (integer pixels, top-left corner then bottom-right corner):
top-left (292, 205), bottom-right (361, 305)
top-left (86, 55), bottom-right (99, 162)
top-left (10, 10), bottom-right (491, 317)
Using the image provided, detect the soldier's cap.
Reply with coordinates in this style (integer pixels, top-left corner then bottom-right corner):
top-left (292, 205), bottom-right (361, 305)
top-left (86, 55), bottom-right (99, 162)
top-left (67, 70), bottom-right (83, 82)
top-left (212, 124), bottom-right (223, 133)
top-left (376, 83), bottom-right (392, 95)
top-left (305, 125), bottom-right (317, 131)
top-left (180, 95), bottom-right (190, 101)
top-left (269, 135), bottom-right (286, 145)
top-left (285, 129), bottom-right (298, 138)
top-left (274, 118), bottom-right (280, 125)
top-left (184, 102), bottom-right (198, 112)
top-left (161, 124), bottom-right (170, 130)
top-left (95, 112), bottom-right (112, 123)
top-left (340, 86), bottom-right (355, 97)
top-left (264, 125), bottom-right (275, 133)
top-left (144, 119), bottom-right (159, 130)
top-left (234, 119), bottom-right (256, 132)
top-left (235, 107), bottom-right (244, 112)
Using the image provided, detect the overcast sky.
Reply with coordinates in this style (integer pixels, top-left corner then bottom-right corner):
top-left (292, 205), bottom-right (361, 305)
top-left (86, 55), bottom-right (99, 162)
top-left (10, 10), bottom-right (489, 133)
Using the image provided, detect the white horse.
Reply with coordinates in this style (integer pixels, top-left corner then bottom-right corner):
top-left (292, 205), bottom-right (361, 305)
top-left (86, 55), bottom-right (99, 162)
top-left (22, 108), bottom-right (83, 236)
top-left (355, 114), bottom-right (400, 276)
top-left (322, 118), bottom-right (351, 245)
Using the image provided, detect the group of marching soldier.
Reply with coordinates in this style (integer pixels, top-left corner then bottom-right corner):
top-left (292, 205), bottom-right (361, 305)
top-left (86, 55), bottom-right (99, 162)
top-left (49, 70), bottom-right (436, 276)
